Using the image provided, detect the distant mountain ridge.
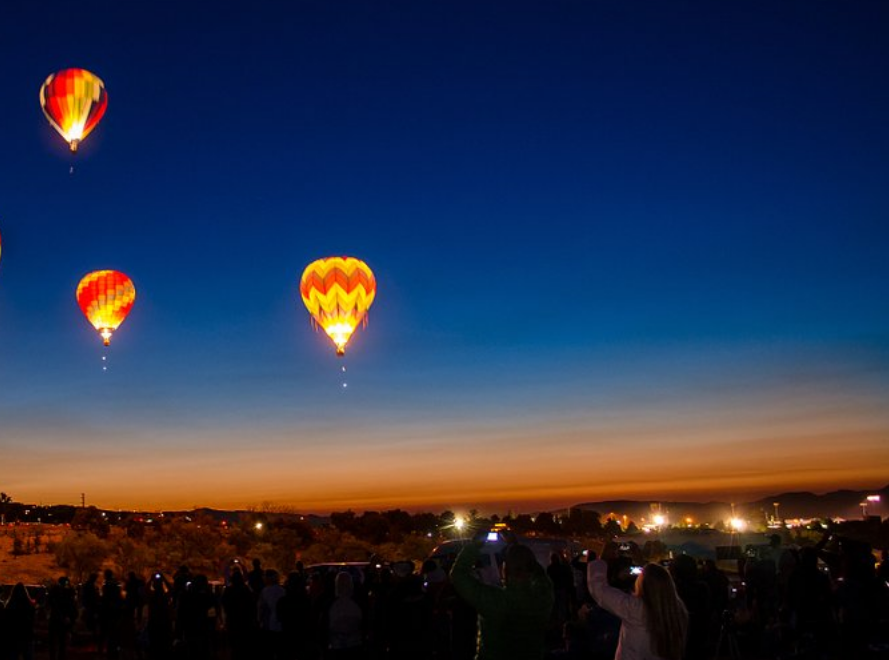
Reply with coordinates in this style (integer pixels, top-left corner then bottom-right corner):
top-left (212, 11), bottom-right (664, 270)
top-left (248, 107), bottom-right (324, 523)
top-left (572, 485), bottom-right (889, 523)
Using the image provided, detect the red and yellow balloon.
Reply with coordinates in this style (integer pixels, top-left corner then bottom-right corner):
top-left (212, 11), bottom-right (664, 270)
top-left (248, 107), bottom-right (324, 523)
top-left (39, 68), bottom-right (108, 152)
top-left (300, 257), bottom-right (376, 356)
top-left (76, 270), bottom-right (136, 346)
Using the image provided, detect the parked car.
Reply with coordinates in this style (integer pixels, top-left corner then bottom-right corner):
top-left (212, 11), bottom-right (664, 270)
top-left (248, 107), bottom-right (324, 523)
top-left (304, 561), bottom-right (387, 587)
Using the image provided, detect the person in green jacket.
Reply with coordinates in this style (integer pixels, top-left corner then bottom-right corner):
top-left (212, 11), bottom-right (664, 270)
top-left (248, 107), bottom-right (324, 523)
top-left (450, 541), bottom-right (555, 660)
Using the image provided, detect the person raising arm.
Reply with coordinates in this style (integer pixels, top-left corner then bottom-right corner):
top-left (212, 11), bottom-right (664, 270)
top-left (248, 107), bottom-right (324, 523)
top-left (587, 559), bottom-right (688, 660)
top-left (451, 541), bottom-right (554, 660)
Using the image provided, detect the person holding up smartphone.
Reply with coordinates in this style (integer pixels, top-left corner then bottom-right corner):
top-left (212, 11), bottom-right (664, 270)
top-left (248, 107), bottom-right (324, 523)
top-left (450, 540), bottom-right (554, 660)
top-left (587, 559), bottom-right (688, 660)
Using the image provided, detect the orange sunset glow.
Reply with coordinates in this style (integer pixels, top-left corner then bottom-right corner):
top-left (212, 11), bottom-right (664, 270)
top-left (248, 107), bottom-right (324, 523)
top-left (5, 354), bottom-right (887, 513)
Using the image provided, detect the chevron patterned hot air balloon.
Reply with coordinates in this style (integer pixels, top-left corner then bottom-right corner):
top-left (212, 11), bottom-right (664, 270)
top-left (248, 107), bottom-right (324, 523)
top-left (300, 257), bottom-right (376, 356)
top-left (76, 270), bottom-right (136, 346)
top-left (40, 68), bottom-right (108, 152)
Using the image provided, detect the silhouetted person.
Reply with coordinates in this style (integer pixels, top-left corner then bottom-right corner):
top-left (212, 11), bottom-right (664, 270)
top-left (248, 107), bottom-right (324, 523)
top-left (327, 571), bottom-right (364, 660)
top-left (100, 569), bottom-right (125, 658)
top-left (700, 560), bottom-right (729, 622)
top-left (570, 552), bottom-right (594, 607)
top-left (588, 559), bottom-right (688, 660)
top-left (547, 553), bottom-right (575, 633)
top-left (787, 547), bottom-right (833, 655)
top-left (258, 569), bottom-right (285, 658)
top-left (451, 541), bottom-right (554, 660)
top-left (577, 594), bottom-right (621, 660)
top-left (177, 574), bottom-right (216, 660)
top-left (223, 568), bottom-right (257, 660)
top-left (82, 572), bottom-right (101, 646)
top-left (249, 559), bottom-right (266, 597)
top-left (277, 571), bottom-right (312, 660)
top-left (146, 573), bottom-right (173, 659)
top-left (308, 571), bottom-right (333, 653)
top-left (422, 559), bottom-right (453, 660)
top-left (172, 565), bottom-right (192, 608)
top-left (122, 571), bottom-right (144, 657)
top-left (4, 582), bottom-right (36, 660)
top-left (47, 576), bottom-right (78, 660)
top-left (834, 538), bottom-right (881, 659)
top-left (743, 555), bottom-right (778, 627)
top-left (125, 571), bottom-right (145, 626)
top-left (385, 562), bottom-right (430, 660)
top-left (669, 555), bottom-right (709, 660)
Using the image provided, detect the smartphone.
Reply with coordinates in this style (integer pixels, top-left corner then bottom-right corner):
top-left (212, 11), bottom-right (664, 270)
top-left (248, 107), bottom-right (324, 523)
top-left (486, 532), bottom-right (498, 542)
top-left (630, 566), bottom-right (643, 576)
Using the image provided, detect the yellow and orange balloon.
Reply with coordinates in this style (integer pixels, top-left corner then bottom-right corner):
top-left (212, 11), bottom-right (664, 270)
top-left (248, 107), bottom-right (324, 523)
top-left (76, 270), bottom-right (136, 346)
top-left (300, 257), bottom-right (376, 356)
top-left (39, 68), bottom-right (108, 152)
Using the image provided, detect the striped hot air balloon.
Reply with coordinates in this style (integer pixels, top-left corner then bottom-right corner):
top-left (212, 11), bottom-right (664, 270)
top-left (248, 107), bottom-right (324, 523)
top-left (39, 68), bottom-right (108, 152)
top-left (300, 257), bottom-right (376, 356)
top-left (76, 270), bottom-right (136, 346)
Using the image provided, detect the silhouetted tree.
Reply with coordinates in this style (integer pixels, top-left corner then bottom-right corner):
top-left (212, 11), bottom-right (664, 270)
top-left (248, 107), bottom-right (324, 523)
top-left (383, 509), bottom-right (413, 541)
top-left (533, 512), bottom-right (560, 535)
top-left (412, 512), bottom-right (440, 536)
top-left (330, 510), bottom-right (358, 534)
top-left (0, 491), bottom-right (11, 523)
top-left (157, 515), bottom-right (233, 574)
top-left (358, 511), bottom-right (391, 545)
top-left (72, 506), bottom-right (111, 538)
top-left (55, 532), bottom-right (110, 582)
top-left (602, 518), bottom-right (622, 537)
top-left (512, 514), bottom-right (534, 534)
top-left (115, 536), bottom-right (156, 577)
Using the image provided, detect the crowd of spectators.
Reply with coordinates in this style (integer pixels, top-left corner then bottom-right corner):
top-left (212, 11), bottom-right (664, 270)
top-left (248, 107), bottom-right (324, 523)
top-left (0, 532), bottom-right (886, 660)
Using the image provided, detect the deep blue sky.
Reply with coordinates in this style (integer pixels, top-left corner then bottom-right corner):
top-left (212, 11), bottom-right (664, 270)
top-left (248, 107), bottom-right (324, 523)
top-left (1, 1), bottom-right (888, 512)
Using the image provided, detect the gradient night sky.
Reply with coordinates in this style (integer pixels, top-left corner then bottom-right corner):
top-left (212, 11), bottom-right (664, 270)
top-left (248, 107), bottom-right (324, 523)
top-left (1, 1), bottom-right (887, 513)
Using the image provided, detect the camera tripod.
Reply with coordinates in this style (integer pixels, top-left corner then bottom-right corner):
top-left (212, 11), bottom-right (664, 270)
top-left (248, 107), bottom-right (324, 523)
top-left (714, 609), bottom-right (742, 660)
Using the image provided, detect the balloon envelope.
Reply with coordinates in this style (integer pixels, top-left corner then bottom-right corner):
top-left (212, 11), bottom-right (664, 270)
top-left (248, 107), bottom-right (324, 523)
top-left (40, 68), bottom-right (108, 152)
top-left (300, 257), bottom-right (376, 356)
top-left (76, 270), bottom-right (136, 346)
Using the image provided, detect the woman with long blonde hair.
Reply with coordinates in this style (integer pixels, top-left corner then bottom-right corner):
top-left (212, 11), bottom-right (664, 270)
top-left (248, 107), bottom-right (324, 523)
top-left (587, 559), bottom-right (688, 660)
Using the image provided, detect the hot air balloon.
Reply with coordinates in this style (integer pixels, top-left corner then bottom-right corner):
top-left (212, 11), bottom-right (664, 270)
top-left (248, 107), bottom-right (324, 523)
top-left (300, 257), bottom-right (376, 356)
top-left (76, 270), bottom-right (135, 346)
top-left (39, 68), bottom-right (108, 152)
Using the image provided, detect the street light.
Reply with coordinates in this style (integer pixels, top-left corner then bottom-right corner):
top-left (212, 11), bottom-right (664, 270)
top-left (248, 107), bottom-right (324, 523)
top-left (862, 495), bottom-right (881, 518)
